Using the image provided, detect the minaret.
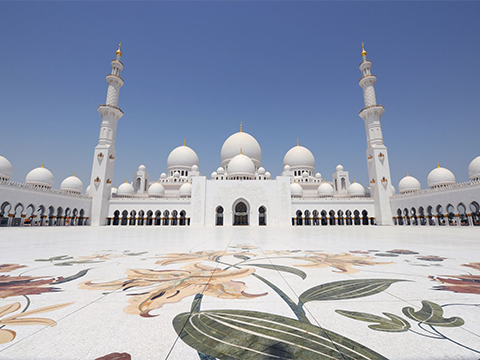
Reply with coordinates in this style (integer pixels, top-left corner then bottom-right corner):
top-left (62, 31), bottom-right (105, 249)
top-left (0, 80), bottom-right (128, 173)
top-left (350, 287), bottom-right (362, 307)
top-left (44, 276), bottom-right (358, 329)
top-left (89, 43), bottom-right (125, 226)
top-left (358, 43), bottom-right (393, 225)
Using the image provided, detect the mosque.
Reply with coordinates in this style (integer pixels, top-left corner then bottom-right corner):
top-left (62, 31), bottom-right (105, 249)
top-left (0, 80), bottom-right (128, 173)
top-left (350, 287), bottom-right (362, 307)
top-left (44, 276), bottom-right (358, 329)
top-left (1, 44), bottom-right (479, 228)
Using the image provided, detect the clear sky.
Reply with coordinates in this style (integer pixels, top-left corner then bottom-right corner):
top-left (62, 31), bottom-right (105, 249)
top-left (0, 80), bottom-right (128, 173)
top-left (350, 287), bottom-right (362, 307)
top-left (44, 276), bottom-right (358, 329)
top-left (1, 1), bottom-right (479, 191)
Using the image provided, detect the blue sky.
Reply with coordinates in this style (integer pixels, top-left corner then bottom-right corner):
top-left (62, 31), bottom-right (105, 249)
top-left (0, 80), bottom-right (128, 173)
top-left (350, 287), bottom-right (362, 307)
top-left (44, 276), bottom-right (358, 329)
top-left (1, 1), bottom-right (479, 191)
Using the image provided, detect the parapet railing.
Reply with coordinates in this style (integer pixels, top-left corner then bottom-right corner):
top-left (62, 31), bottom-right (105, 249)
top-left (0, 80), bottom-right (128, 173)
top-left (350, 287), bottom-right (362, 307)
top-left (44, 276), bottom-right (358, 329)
top-left (392, 179), bottom-right (480, 199)
top-left (0, 180), bottom-right (90, 199)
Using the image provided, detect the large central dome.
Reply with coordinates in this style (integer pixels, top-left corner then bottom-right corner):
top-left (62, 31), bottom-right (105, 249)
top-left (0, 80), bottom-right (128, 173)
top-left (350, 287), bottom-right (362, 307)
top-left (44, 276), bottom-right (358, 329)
top-left (221, 130), bottom-right (261, 169)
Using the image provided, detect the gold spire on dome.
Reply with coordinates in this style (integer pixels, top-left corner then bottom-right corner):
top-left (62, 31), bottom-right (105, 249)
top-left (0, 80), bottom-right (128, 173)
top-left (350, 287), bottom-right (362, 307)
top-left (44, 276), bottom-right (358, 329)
top-left (297, 138), bottom-right (299, 146)
top-left (240, 122), bottom-right (243, 132)
top-left (354, 179), bottom-right (357, 183)
top-left (406, 171), bottom-right (409, 177)
top-left (437, 162), bottom-right (440, 168)
top-left (116, 42), bottom-right (122, 57)
top-left (361, 42), bottom-right (367, 57)
top-left (125, 179), bottom-right (128, 183)
top-left (240, 148), bottom-right (243, 155)
top-left (41, 162), bottom-right (44, 168)
top-left (183, 138), bottom-right (186, 146)
top-left (73, 172), bottom-right (76, 177)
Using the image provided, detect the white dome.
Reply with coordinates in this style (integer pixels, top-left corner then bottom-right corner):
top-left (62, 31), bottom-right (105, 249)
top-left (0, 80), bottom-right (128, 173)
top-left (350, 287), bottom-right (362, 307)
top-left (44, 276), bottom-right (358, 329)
top-left (427, 165), bottom-right (456, 188)
top-left (179, 182), bottom-right (192, 197)
top-left (283, 145), bottom-right (315, 169)
top-left (111, 186), bottom-right (117, 196)
top-left (290, 182), bottom-right (303, 197)
top-left (315, 173), bottom-right (322, 179)
top-left (398, 174), bottom-right (421, 194)
top-left (317, 182), bottom-right (334, 197)
top-left (258, 167), bottom-right (266, 175)
top-left (25, 164), bottom-right (54, 188)
top-left (191, 164), bottom-right (199, 172)
top-left (390, 184), bottom-right (396, 194)
top-left (227, 153), bottom-right (255, 176)
top-left (0, 155), bottom-right (13, 180)
top-left (160, 172), bottom-right (167, 179)
top-left (217, 167), bottom-right (225, 175)
top-left (283, 165), bottom-right (291, 172)
top-left (173, 171), bottom-right (180, 178)
top-left (336, 164), bottom-right (344, 172)
top-left (138, 164), bottom-right (146, 172)
top-left (302, 171), bottom-right (309, 178)
top-left (348, 181), bottom-right (365, 197)
top-left (211, 171), bottom-right (217, 178)
top-left (221, 131), bottom-right (262, 168)
top-left (60, 174), bottom-right (83, 194)
top-left (148, 182), bottom-right (165, 197)
top-left (167, 145), bottom-right (199, 170)
top-left (86, 185), bottom-right (91, 196)
top-left (468, 155), bottom-right (480, 180)
top-left (117, 182), bottom-right (134, 197)
top-left (265, 171), bottom-right (271, 179)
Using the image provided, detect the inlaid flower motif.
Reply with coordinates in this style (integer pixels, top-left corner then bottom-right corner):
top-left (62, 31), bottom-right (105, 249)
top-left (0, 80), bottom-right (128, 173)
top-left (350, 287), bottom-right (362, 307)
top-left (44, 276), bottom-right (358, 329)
top-left (0, 302), bottom-right (73, 344)
top-left (416, 255), bottom-right (446, 262)
top-left (292, 252), bottom-right (393, 274)
top-left (0, 275), bottom-right (60, 299)
top-left (429, 275), bottom-right (480, 295)
top-left (0, 264), bottom-right (27, 273)
top-left (462, 262), bottom-right (480, 271)
top-left (153, 250), bottom-right (256, 266)
top-left (80, 263), bottom-right (266, 316)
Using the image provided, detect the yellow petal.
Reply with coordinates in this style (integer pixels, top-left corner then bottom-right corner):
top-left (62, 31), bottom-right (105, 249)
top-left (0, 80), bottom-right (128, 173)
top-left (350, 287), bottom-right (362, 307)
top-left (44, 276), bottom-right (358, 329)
top-left (0, 303), bottom-right (21, 318)
top-left (0, 329), bottom-right (16, 344)
top-left (2, 302), bottom-right (73, 321)
top-left (2, 317), bottom-right (56, 327)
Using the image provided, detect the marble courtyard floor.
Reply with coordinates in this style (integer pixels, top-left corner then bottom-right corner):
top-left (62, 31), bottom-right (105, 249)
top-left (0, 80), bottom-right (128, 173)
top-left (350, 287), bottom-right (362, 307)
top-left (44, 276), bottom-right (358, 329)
top-left (0, 226), bottom-right (479, 360)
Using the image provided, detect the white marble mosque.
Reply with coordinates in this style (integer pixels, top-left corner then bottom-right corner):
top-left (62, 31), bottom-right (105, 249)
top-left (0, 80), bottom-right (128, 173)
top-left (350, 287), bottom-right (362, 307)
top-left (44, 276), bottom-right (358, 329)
top-left (1, 43), bottom-right (479, 228)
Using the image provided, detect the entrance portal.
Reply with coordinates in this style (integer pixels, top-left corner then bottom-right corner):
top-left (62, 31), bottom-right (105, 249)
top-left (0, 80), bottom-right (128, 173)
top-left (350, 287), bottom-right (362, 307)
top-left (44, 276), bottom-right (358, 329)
top-left (234, 202), bottom-right (248, 225)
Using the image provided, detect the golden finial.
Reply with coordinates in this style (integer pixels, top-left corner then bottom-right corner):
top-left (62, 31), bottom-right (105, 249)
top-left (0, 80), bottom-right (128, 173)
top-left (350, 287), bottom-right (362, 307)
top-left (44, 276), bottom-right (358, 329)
top-left (297, 138), bottom-right (299, 146)
top-left (361, 42), bottom-right (367, 58)
top-left (437, 162), bottom-right (440, 168)
top-left (406, 171), bottom-right (409, 177)
top-left (240, 148), bottom-right (243, 155)
top-left (116, 42), bottom-right (122, 57)
top-left (183, 138), bottom-right (186, 146)
top-left (240, 122), bottom-right (243, 132)
top-left (125, 179), bottom-right (128, 183)
top-left (354, 179), bottom-right (357, 183)
top-left (41, 162), bottom-right (44, 168)
top-left (73, 172), bottom-right (76, 177)
top-left (156, 179), bottom-right (159, 183)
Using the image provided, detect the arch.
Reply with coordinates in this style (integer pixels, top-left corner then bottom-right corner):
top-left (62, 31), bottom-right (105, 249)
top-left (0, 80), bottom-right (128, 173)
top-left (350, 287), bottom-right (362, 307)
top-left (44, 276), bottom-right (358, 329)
top-left (112, 210), bottom-right (120, 226)
top-left (259, 206), bottom-right (266, 226)
top-left (426, 206), bottom-right (435, 226)
top-left (470, 202), bottom-right (480, 226)
top-left (138, 210), bottom-right (145, 226)
top-left (457, 203), bottom-right (468, 226)
top-left (402, 208), bottom-right (410, 226)
top-left (312, 210), bottom-right (319, 226)
top-left (0, 202), bottom-right (11, 227)
top-left (146, 210), bottom-right (153, 226)
top-left (155, 210), bottom-right (162, 226)
top-left (171, 210), bottom-right (178, 226)
top-left (72, 208), bottom-right (78, 226)
top-left (320, 210), bottom-right (327, 226)
top-left (362, 210), bottom-right (369, 225)
top-left (436, 205), bottom-right (445, 226)
top-left (345, 210), bottom-right (352, 225)
top-left (121, 210), bottom-right (129, 226)
top-left (304, 210), bottom-right (311, 226)
top-left (353, 210), bottom-right (360, 225)
top-left (397, 208), bottom-right (404, 226)
top-left (337, 210), bottom-right (344, 225)
top-left (296, 210), bottom-right (303, 226)
top-left (48, 206), bottom-right (56, 226)
top-left (129, 210), bottom-right (137, 226)
top-left (215, 206), bottom-right (224, 226)
top-left (446, 204), bottom-right (455, 226)
top-left (418, 207), bottom-right (426, 226)
top-left (65, 208), bottom-right (71, 226)
top-left (35, 205), bottom-right (46, 226)
top-left (11, 203), bottom-right (24, 227)
top-left (136, 177), bottom-right (141, 190)
top-left (163, 210), bottom-right (169, 225)
top-left (79, 209), bottom-right (85, 226)
top-left (24, 204), bottom-right (35, 226)
top-left (341, 178), bottom-right (346, 190)
top-left (233, 200), bottom-right (249, 226)
top-left (409, 208), bottom-right (417, 226)
top-left (329, 210), bottom-right (336, 225)
top-left (179, 210), bottom-right (186, 226)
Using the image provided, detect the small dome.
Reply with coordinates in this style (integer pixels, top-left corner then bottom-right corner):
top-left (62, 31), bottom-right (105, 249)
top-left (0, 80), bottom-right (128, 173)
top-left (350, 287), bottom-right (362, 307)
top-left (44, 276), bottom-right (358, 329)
top-left (265, 171), bottom-right (271, 179)
top-left (138, 164), bottom-right (146, 172)
top-left (336, 164), bottom-right (344, 172)
top-left (427, 164), bottom-right (456, 188)
top-left (221, 131), bottom-right (262, 168)
top-left (302, 171), bottom-right (309, 178)
top-left (117, 181), bottom-right (134, 197)
top-left (228, 153), bottom-right (255, 176)
top-left (0, 155), bottom-right (13, 180)
top-left (173, 171), bottom-right (180, 178)
top-left (283, 145), bottom-right (315, 169)
top-left (160, 172), bottom-right (167, 179)
top-left (348, 181), bottom-right (365, 197)
top-left (290, 182), bottom-right (303, 197)
top-left (217, 167), bottom-right (225, 175)
top-left (317, 182), bottom-right (334, 197)
top-left (111, 186), bottom-right (117, 196)
top-left (167, 145), bottom-right (199, 170)
top-left (258, 167), bottom-right (266, 175)
top-left (315, 173), bottom-right (322, 179)
top-left (390, 184), bottom-right (396, 194)
top-left (60, 173), bottom-right (83, 194)
top-left (86, 185), bottom-right (91, 196)
top-left (468, 155), bottom-right (480, 181)
top-left (398, 173), bottom-right (421, 194)
top-left (191, 164), bottom-right (199, 172)
top-left (211, 171), bottom-right (218, 178)
top-left (25, 164), bottom-right (54, 188)
top-left (148, 182), bottom-right (165, 197)
top-left (179, 182), bottom-right (192, 197)
top-left (283, 165), bottom-right (291, 172)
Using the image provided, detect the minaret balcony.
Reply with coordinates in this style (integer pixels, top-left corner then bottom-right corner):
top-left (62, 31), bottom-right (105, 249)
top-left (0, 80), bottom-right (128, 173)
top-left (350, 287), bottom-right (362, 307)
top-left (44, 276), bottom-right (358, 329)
top-left (359, 75), bottom-right (376, 87)
top-left (106, 74), bottom-right (124, 87)
top-left (359, 104), bottom-right (384, 115)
